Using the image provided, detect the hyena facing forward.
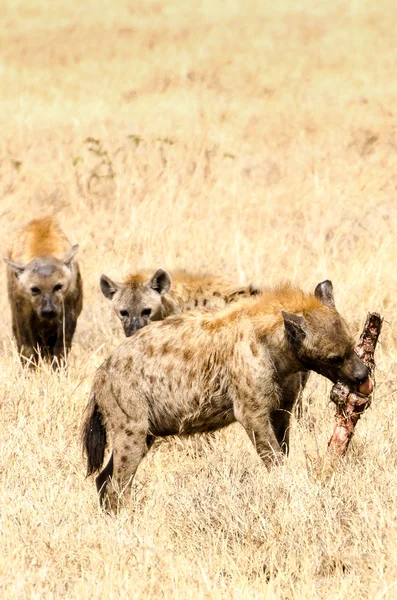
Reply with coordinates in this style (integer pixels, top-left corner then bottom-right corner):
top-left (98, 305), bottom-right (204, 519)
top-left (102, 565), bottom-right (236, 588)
top-left (4, 217), bottom-right (83, 366)
top-left (100, 268), bottom-right (260, 336)
top-left (83, 280), bottom-right (371, 512)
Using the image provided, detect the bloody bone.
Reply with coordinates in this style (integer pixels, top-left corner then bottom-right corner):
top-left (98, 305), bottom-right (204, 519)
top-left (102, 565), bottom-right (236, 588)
top-left (328, 312), bottom-right (383, 456)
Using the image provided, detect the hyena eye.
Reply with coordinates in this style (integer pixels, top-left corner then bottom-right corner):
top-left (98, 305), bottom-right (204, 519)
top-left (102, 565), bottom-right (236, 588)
top-left (120, 309), bottom-right (129, 318)
top-left (141, 308), bottom-right (152, 318)
top-left (328, 355), bottom-right (343, 365)
top-left (31, 287), bottom-right (41, 296)
top-left (53, 284), bottom-right (63, 292)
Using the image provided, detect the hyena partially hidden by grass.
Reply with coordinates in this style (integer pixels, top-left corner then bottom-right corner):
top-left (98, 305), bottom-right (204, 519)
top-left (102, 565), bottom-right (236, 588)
top-left (83, 280), bottom-right (372, 512)
top-left (100, 268), bottom-right (260, 336)
top-left (4, 216), bottom-right (83, 366)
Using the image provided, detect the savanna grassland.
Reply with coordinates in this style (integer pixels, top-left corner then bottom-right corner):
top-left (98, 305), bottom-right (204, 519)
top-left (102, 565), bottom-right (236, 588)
top-left (1, 0), bottom-right (397, 598)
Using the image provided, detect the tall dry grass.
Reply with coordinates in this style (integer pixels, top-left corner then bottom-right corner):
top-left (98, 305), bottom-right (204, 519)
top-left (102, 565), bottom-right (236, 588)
top-left (1, 0), bottom-right (397, 597)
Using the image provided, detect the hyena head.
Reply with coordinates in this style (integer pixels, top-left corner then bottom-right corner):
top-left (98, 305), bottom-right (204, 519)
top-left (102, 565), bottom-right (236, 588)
top-left (4, 245), bottom-right (79, 322)
top-left (100, 268), bottom-right (171, 337)
top-left (282, 280), bottom-right (369, 387)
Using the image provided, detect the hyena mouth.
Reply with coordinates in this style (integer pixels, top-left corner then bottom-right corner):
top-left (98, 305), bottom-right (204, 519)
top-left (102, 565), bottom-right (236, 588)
top-left (355, 376), bottom-right (373, 396)
top-left (41, 310), bottom-right (57, 320)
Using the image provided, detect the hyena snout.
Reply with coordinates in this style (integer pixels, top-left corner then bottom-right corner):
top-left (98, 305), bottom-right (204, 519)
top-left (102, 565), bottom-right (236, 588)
top-left (40, 295), bottom-right (59, 320)
top-left (343, 354), bottom-right (369, 385)
top-left (124, 315), bottom-right (144, 337)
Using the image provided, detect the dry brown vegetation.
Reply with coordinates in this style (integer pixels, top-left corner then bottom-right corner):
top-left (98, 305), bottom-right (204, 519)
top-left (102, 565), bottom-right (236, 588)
top-left (1, 0), bottom-right (397, 597)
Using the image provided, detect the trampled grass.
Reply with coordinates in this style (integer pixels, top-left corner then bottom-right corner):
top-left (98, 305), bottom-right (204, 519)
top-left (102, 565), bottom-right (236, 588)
top-left (1, 1), bottom-right (397, 597)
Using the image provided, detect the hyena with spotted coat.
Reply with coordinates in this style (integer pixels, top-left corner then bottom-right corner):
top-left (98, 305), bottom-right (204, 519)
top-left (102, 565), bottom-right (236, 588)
top-left (100, 268), bottom-right (260, 336)
top-left (83, 280), bottom-right (370, 512)
top-left (4, 216), bottom-right (83, 366)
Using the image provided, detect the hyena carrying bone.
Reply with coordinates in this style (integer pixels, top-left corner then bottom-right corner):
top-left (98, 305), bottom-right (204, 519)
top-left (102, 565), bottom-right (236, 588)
top-left (100, 268), bottom-right (260, 337)
top-left (83, 280), bottom-right (371, 512)
top-left (4, 216), bottom-right (83, 366)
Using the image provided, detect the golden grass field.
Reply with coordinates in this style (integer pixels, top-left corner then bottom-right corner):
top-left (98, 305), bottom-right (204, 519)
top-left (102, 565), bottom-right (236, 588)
top-left (1, 0), bottom-right (397, 597)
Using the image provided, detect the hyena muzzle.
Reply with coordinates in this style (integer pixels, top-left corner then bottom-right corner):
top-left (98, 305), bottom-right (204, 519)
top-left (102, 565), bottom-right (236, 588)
top-left (83, 280), bottom-right (371, 512)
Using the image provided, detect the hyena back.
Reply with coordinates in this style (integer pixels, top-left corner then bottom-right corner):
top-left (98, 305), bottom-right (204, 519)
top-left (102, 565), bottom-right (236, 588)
top-left (100, 268), bottom-right (260, 336)
top-left (83, 280), bottom-right (370, 512)
top-left (4, 216), bottom-right (83, 366)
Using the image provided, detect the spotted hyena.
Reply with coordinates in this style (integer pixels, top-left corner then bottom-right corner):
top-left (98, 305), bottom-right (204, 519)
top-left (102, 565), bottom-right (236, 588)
top-left (4, 216), bottom-right (83, 366)
top-left (100, 268), bottom-right (260, 336)
top-left (83, 280), bottom-right (370, 512)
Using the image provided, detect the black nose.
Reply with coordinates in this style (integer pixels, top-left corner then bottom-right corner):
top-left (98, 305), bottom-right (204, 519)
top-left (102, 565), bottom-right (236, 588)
top-left (355, 365), bottom-right (369, 385)
top-left (125, 325), bottom-right (143, 337)
top-left (125, 317), bottom-right (143, 337)
top-left (41, 310), bottom-right (57, 320)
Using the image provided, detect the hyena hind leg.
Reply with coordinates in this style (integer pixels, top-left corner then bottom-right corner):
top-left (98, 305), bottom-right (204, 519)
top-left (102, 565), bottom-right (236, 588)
top-left (96, 452), bottom-right (114, 501)
top-left (100, 429), bottom-right (153, 514)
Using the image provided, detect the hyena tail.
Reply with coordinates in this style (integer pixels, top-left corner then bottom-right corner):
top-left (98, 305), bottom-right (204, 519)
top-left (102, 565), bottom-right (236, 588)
top-left (82, 392), bottom-right (107, 477)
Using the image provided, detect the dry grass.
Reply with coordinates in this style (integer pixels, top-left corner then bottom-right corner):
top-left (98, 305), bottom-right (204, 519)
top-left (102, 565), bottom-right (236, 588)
top-left (1, 0), bottom-right (397, 597)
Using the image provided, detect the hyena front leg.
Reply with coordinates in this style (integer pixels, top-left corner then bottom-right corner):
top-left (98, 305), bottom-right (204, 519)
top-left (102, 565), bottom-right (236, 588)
top-left (293, 372), bottom-right (310, 420)
top-left (16, 330), bottom-right (38, 367)
top-left (271, 374), bottom-right (301, 454)
top-left (234, 397), bottom-right (283, 468)
top-left (54, 308), bottom-right (77, 362)
top-left (100, 428), bottom-right (153, 514)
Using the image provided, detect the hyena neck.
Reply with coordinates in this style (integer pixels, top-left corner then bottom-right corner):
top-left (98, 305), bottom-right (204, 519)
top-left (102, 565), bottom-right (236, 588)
top-left (266, 328), bottom-right (305, 379)
top-left (160, 293), bottom-right (181, 317)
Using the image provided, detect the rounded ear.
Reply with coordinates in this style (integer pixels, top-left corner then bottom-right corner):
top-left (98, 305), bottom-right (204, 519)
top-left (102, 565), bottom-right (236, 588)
top-left (281, 311), bottom-right (307, 345)
top-left (149, 269), bottom-right (171, 296)
top-left (3, 257), bottom-right (25, 277)
top-left (314, 280), bottom-right (335, 308)
top-left (63, 244), bottom-right (79, 267)
top-left (100, 274), bottom-right (119, 300)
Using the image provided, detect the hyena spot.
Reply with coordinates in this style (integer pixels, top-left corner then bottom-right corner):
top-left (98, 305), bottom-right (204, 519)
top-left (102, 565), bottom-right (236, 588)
top-left (203, 299), bottom-right (207, 307)
top-left (161, 342), bottom-right (171, 354)
top-left (110, 382), bottom-right (120, 397)
top-left (121, 455), bottom-right (128, 463)
top-left (125, 429), bottom-right (133, 436)
top-left (169, 317), bottom-right (184, 328)
top-left (124, 444), bottom-right (130, 451)
top-left (250, 343), bottom-right (259, 357)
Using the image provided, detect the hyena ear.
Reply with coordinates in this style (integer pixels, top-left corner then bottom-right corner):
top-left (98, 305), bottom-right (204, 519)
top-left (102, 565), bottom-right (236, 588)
top-left (63, 244), bottom-right (79, 267)
top-left (3, 257), bottom-right (25, 276)
top-left (100, 275), bottom-right (119, 300)
top-left (281, 311), bottom-right (308, 345)
top-left (314, 280), bottom-right (335, 308)
top-left (149, 269), bottom-right (171, 296)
